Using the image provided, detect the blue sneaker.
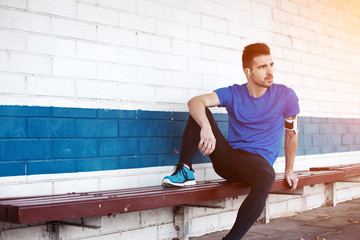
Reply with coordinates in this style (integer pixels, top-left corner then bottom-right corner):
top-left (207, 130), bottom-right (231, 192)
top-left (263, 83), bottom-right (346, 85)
top-left (162, 163), bottom-right (196, 187)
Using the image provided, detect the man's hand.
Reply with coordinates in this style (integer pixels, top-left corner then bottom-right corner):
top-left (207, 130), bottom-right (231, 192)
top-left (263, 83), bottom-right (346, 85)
top-left (285, 171), bottom-right (299, 191)
top-left (198, 124), bottom-right (216, 156)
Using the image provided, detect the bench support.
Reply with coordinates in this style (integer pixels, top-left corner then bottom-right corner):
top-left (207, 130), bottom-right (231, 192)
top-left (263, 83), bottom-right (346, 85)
top-left (174, 206), bottom-right (190, 240)
top-left (51, 216), bottom-right (102, 229)
top-left (184, 199), bottom-right (226, 209)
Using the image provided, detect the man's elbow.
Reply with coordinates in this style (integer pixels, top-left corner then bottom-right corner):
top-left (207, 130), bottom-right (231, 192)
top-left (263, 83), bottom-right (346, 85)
top-left (187, 96), bottom-right (203, 107)
top-left (285, 130), bottom-right (298, 141)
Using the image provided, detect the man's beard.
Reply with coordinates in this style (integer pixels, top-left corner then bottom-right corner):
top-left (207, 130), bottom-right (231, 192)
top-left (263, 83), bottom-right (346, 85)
top-left (253, 75), bottom-right (273, 88)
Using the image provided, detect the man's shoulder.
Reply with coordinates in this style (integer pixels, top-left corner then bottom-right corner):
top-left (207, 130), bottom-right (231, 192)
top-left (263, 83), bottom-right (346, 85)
top-left (272, 83), bottom-right (297, 95)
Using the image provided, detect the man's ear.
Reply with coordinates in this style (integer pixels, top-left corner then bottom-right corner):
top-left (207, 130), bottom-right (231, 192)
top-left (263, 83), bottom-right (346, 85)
top-left (244, 68), bottom-right (250, 79)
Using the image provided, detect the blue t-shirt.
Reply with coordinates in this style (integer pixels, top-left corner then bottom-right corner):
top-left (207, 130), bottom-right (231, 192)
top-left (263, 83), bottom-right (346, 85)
top-left (215, 83), bottom-right (300, 166)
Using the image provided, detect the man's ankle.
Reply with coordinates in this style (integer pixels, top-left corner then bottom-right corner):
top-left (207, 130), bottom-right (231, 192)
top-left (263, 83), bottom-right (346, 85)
top-left (183, 163), bottom-right (190, 170)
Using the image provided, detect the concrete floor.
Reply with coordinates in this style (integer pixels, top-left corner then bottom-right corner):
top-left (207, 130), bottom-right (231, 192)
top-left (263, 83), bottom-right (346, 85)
top-left (190, 198), bottom-right (360, 240)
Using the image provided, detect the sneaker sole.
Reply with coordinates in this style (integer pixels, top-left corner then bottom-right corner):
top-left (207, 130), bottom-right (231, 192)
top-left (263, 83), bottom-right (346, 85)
top-left (162, 179), bottom-right (196, 188)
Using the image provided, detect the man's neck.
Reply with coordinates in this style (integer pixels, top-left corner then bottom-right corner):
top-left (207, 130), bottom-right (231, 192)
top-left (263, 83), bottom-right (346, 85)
top-left (246, 82), bottom-right (267, 98)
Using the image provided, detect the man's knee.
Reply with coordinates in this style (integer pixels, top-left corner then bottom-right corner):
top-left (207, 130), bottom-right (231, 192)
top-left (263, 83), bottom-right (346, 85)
top-left (254, 168), bottom-right (275, 191)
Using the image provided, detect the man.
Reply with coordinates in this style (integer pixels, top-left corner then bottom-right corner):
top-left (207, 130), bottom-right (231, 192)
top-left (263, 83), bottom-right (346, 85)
top-left (162, 43), bottom-right (300, 239)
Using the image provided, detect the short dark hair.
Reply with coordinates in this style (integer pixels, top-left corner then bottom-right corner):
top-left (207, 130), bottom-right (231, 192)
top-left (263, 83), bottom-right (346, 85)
top-left (242, 43), bottom-right (271, 69)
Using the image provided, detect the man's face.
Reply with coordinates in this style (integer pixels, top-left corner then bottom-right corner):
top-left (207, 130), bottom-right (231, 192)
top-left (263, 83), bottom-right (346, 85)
top-left (246, 55), bottom-right (274, 88)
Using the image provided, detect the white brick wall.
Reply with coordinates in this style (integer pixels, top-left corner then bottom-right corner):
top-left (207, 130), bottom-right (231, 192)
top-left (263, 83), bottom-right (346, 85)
top-left (1, 0), bottom-right (359, 116)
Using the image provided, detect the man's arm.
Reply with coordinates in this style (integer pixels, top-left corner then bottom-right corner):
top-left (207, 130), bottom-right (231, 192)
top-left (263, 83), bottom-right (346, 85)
top-left (187, 92), bottom-right (220, 156)
top-left (284, 117), bottom-right (299, 191)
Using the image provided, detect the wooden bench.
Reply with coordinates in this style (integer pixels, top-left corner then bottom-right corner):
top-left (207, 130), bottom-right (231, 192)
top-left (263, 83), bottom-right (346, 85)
top-left (1, 163), bottom-right (360, 239)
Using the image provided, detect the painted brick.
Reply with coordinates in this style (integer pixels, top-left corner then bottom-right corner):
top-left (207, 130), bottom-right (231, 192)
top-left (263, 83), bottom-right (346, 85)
top-left (0, 140), bottom-right (52, 161)
top-left (27, 159), bottom-right (77, 175)
top-left (0, 0), bottom-right (26, 8)
top-left (172, 39), bottom-right (202, 57)
top-left (53, 58), bottom-right (97, 79)
top-left (190, 214), bottom-right (220, 236)
top-left (98, 109), bottom-right (136, 119)
top-left (53, 139), bottom-right (98, 158)
top-left (327, 135), bottom-right (342, 145)
top-left (0, 29), bottom-right (26, 51)
top-left (118, 83), bottom-right (156, 102)
top-left (76, 119), bottom-right (118, 137)
top-left (54, 178), bottom-right (99, 194)
top-left (98, 0), bottom-right (136, 12)
top-left (156, 19), bottom-right (189, 40)
top-left (156, 86), bottom-right (188, 104)
top-left (303, 124), bottom-right (319, 135)
top-left (119, 12), bottom-right (155, 33)
top-left (158, 223), bottom-right (177, 240)
top-left (0, 74), bottom-right (26, 95)
top-left (77, 158), bottom-right (120, 172)
top-left (320, 146), bottom-right (336, 154)
top-left (349, 124), bottom-right (360, 134)
top-left (336, 145), bottom-right (349, 152)
top-left (28, 34), bottom-right (75, 57)
top-left (202, 15), bottom-right (227, 33)
top-left (119, 120), bottom-right (156, 137)
top-left (0, 118), bottom-right (26, 138)
top-left (157, 154), bottom-right (180, 167)
top-left (140, 208), bottom-right (173, 227)
top-left (99, 138), bottom-right (139, 157)
top-left (118, 47), bottom-right (155, 67)
top-left (189, 58), bottom-right (217, 75)
top-left (52, 18), bottom-right (96, 40)
top-left (349, 145), bottom-right (360, 151)
top-left (312, 135), bottom-right (327, 146)
top-left (0, 8), bottom-right (51, 33)
top-left (137, 110), bottom-right (172, 120)
top-left (137, 0), bottom-right (169, 20)
top-left (27, 76), bottom-right (75, 97)
top-left (215, 32), bottom-right (241, 49)
top-left (78, 3), bottom-right (118, 26)
top-left (188, 26), bottom-right (216, 45)
top-left (77, 42), bottom-right (118, 62)
top-left (117, 156), bottom-right (161, 169)
top-left (228, 21), bottom-right (252, 38)
top-left (97, 26), bottom-right (137, 47)
top-left (97, 62), bottom-right (137, 82)
top-left (0, 105), bottom-right (51, 117)
top-left (0, 52), bottom-right (51, 75)
top-left (27, 118), bottom-right (76, 138)
top-left (304, 147), bottom-right (321, 155)
top-left (28, 0), bottom-right (76, 18)
top-left (76, 80), bottom-right (118, 100)
top-left (342, 135), bottom-right (355, 145)
top-left (170, 121), bottom-right (187, 137)
top-left (52, 107), bottom-right (97, 118)
top-left (0, 162), bottom-right (25, 177)
top-left (299, 135), bottom-right (312, 147)
top-left (138, 138), bottom-right (160, 155)
top-left (120, 226), bottom-right (158, 240)
top-left (154, 53), bottom-right (188, 71)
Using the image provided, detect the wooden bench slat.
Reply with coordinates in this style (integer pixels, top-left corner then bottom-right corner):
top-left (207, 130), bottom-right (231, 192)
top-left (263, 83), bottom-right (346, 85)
top-left (0, 180), bottom-right (228, 206)
top-left (1, 164), bottom-right (360, 225)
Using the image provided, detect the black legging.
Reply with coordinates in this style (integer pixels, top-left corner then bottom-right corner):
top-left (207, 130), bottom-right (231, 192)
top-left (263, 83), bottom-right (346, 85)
top-left (179, 108), bottom-right (275, 240)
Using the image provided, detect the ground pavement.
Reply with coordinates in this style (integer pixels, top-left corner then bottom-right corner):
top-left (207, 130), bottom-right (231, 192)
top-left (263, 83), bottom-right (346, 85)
top-left (190, 198), bottom-right (360, 240)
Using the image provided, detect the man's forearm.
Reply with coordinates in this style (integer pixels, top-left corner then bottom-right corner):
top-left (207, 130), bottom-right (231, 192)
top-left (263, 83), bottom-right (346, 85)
top-left (187, 92), bottom-right (220, 128)
top-left (187, 96), bottom-right (210, 128)
top-left (284, 131), bottom-right (298, 173)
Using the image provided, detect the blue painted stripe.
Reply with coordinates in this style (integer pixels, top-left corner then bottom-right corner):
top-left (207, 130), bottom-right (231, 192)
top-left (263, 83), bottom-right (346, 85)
top-left (0, 105), bottom-right (359, 177)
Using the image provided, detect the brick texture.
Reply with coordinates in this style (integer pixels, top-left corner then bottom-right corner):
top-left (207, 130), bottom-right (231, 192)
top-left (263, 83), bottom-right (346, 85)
top-left (0, 0), bottom-right (358, 117)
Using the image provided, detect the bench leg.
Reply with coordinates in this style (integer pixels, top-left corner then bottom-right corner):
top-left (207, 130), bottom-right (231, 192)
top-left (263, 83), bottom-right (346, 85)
top-left (325, 182), bottom-right (337, 207)
top-left (174, 206), bottom-right (190, 240)
top-left (264, 196), bottom-right (270, 224)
